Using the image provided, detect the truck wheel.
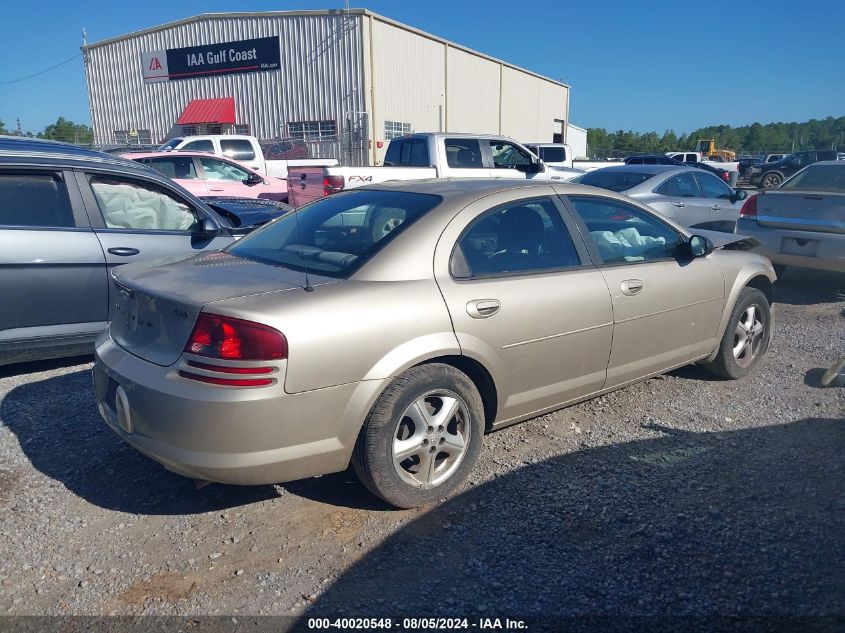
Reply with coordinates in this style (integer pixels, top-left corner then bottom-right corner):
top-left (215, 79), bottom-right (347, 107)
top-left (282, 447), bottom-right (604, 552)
top-left (352, 363), bottom-right (484, 508)
top-left (703, 287), bottom-right (771, 380)
top-left (760, 172), bottom-right (783, 189)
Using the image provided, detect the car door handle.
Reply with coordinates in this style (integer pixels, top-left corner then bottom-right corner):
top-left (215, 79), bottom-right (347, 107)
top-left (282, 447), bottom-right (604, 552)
top-left (107, 247), bottom-right (140, 257)
top-left (621, 279), bottom-right (644, 296)
top-left (673, 201), bottom-right (686, 208)
top-left (209, 187), bottom-right (225, 192)
top-left (712, 204), bottom-right (721, 211)
top-left (466, 299), bottom-right (501, 319)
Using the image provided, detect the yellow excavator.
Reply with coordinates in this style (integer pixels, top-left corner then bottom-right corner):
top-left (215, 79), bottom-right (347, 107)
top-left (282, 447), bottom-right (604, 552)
top-left (694, 139), bottom-right (736, 162)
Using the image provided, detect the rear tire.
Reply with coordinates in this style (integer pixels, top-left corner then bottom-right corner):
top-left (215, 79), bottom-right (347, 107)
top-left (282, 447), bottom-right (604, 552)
top-left (703, 287), bottom-right (771, 379)
top-left (760, 172), bottom-right (783, 189)
top-left (352, 363), bottom-right (485, 509)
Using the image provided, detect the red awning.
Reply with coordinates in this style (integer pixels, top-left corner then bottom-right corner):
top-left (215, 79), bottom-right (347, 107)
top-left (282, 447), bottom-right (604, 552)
top-left (177, 98), bottom-right (236, 125)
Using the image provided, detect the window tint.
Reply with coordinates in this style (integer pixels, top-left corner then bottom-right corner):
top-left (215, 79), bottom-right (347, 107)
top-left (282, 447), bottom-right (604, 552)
top-left (488, 140), bottom-right (532, 168)
top-left (0, 172), bottom-right (75, 228)
top-left (538, 146), bottom-right (566, 163)
top-left (781, 164), bottom-right (845, 192)
top-left (386, 140), bottom-right (430, 167)
top-left (228, 190), bottom-right (440, 278)
top-left (89, 176), bottom-right (199, 231)
top-left (143, 156), bottom-right (198, 180)
top-left (570, 196), bottom-right (680, 264)
top-left (576, 169), bottom-right (652, 192)
top-left (220, 139), bottom-right (256, 161)
top-left (455, 198), bottom-right (580, 278)
top-left (694, 172), bottom-right (733, 199)
top-left (445, 139), bottom-right (484, 169)
top-left (200, 157), bottom-right (251, 182)
top-left (181, 140), bottom-right (213, 153)
top-left (656, 172), bottom-right (701, 197)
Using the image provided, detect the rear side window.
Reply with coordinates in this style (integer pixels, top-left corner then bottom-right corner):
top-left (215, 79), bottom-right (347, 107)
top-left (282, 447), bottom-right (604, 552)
top-left (228, 190), bottom-right (441, 278)
top-left (384, 139), bottom-right (429, 166)
top-left (781, 164), bottom-right (845, 192)
top-left (181, 140), bottom-right (214, 153)
top-left (143, 156), bottom-right (198, 180)
top-left (0, 172), bottom-right (75, 228)
top-left (454, 198), bottom-right (581, 278)
top-left (220, 139), bottom-right (256, 161)
top-left (538, 146), bottom-right (565, 163)
top-left (445, 139), bottom-right (484, 169)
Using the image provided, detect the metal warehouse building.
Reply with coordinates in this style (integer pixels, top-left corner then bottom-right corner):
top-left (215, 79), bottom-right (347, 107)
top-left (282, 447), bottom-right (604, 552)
top-left (82, 9), bottom-right (570, 165)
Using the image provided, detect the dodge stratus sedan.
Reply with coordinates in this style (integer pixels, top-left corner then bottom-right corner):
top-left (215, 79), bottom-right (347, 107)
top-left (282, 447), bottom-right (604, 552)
top-left (93, 180), bottom-right (775, 508)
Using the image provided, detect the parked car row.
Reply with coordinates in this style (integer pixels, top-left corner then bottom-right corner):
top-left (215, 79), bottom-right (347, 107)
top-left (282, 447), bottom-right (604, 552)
top-left (747, 150), bottom-right (841, 188)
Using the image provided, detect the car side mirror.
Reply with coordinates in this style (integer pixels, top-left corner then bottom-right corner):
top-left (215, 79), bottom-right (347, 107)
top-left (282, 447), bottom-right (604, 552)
top-left (195, 215), bottom-right (220, 239)
top-left (524, 160), bottom-right (545, 174)
top-left (731, 189), bottom-right (748, 203)
top-left (688, 235), bottom-right (714, 258)
top-left (244, 173), bottom-right (263, 185)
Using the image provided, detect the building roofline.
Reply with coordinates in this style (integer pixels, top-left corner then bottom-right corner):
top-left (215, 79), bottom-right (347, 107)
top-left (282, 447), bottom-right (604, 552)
top-left (82, 8), bottom-right (569, 89)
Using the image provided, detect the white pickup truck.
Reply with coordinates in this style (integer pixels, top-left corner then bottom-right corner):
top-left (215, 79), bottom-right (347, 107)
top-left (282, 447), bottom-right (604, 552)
top-left (667, 151), bottom-right (740, 173)
top-left (287, 133), bottom-right (584, 207)
top-left (158, 134), bottom-right (338, 180)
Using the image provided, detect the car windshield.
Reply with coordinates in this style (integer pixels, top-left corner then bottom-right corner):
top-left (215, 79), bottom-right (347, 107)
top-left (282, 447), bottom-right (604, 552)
top-left (226, 190), bottom-right (442, 278)
top-left (780, 164), bottom-right (845, 192)
top-left (574, 170), bottom-right (653, 192)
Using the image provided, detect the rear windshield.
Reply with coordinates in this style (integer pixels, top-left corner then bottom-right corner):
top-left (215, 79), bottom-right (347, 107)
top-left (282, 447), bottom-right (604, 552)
top-left (538, 146), bottom-right (566, 163)
top-left (780, 164), bottom-right (845, 192)
top-left (227, 190), bottom-right (442, 278)
top-left (574, 170), bottom-right (652, 192)
top-left (157, 138), bottom-right (182, 150)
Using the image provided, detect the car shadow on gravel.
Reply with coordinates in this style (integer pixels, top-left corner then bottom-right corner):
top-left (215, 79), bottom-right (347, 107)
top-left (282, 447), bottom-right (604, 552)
top-left (303, 418), bottom-right (845, 624)
top-left (0, 354), bottom-right (93, 379)
top-left (0, 369), bottom-right (279, 514)
top-left (774, 269), bottom-right (844, 306)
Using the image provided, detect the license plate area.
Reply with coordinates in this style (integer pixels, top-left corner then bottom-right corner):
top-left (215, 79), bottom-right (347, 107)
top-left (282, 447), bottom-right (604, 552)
top-left (780, 237), bottom-right (819, 257)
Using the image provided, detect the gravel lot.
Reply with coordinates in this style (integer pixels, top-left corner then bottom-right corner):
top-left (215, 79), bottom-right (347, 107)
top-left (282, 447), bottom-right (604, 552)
top-left (0, 267), bottom-right (842, 626)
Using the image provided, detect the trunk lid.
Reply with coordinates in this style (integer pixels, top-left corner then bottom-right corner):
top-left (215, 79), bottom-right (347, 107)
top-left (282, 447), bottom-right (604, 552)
top-left (109, 251), bottom-right (322, 366)
top-left (287, 167), bottom-right (330, 207)
top-left (756, 190), bottom-right (845, 234)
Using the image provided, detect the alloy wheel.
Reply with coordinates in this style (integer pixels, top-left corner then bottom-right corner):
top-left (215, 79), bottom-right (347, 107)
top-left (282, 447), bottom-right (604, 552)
top-left (732, 304), bottom-right (765, 368)
top-left (392, 391), bottom-right (471, 489)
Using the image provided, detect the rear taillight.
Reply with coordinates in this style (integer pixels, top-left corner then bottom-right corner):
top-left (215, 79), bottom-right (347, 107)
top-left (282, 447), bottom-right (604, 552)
top-left (739, 194), bottom-right (758, 219)
top-left (721, 171), bottom-right (730, 182)
top-left (323, 175), bottom-right (345, 196)
top-left (184, 313), bottom-right (287, 361)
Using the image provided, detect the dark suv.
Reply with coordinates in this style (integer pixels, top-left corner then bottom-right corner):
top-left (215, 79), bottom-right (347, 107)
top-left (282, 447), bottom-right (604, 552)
top-left (748, 150), bottom-right (840, 189)
top-left (0, 137), bottom-right (251, 366)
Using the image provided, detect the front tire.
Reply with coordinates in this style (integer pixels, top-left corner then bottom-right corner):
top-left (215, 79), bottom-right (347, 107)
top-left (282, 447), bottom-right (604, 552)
top-left (704, 287), bottom-right (771, 379)
top-left (760, 172), bottom-right (783, 189)
top-left (352, 363), bottom-right (485, 508)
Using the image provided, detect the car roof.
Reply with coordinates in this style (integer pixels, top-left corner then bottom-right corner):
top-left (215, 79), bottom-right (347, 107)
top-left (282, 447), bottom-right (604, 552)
top-left (121, 151), bottom-right (222, 159)
top-left (0, 135), bottom-right (153, 173)
top-left (585, 164), bottom-right (686, 175)
top-left (811, 160), bottom-right (845, 167)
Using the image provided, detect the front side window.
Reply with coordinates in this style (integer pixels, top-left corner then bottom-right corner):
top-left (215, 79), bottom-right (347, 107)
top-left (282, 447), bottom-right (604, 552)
top-left (445, 139), bottom-right (484, 169)
top-left (569, 196), bottom-right (680, 264)
top-left (656, 172), bottom-right (701, 198)
top-left (694, 172), bottom-right (733, 199)
top-left (488, 140), bottom-right (532, 168)
top-left (199, 157), bottom-right (251, 182)
top-left (88, 175), bottom-right (199, 231)
top-left (0, 172), bottom-right (75, 228)
top-left (181, 139), bottom-right (213, 153)
top-left (143, 156), bottom-right (198, 180)
top-left (454, 198), bottom-right (581, 278)
top-left (220, 139), bottom-right (256, 161)
top-left (228, 190), bottom-right (441, 278)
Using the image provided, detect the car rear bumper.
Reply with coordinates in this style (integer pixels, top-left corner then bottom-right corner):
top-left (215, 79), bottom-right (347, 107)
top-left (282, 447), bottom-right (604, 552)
top-left (735, 219), bottom-right (845, 273)
top-left (93, 330), bottom-right (373, 485)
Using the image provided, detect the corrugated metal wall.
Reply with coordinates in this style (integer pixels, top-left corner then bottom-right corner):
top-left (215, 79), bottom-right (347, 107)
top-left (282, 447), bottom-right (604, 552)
top-left (367, 15), bottom-right (568, 163)
top-left (85, 13), bottom-right (366, 144)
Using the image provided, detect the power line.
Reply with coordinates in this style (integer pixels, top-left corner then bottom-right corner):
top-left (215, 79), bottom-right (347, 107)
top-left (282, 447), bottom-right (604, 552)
top-left (0, 53), bottom-right (82, 86)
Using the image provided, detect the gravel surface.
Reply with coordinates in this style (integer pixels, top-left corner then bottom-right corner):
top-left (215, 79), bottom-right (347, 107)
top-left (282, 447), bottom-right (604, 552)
top-left (0, 267), bottom-right (842, 624)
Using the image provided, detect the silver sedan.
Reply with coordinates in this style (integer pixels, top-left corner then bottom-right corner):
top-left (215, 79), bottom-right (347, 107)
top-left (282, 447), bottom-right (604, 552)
top-left (93, 179), bottom-right (775, 508)
top-left (575, 165), bottom-right (748, 232)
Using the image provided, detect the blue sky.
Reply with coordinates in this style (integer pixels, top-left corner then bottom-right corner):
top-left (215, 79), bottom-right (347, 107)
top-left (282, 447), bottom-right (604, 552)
top-left (2, 0), bottom-right (843, 134)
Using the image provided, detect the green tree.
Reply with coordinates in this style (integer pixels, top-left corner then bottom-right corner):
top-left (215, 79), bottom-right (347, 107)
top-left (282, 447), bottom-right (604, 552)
top-left (38, 117), bottom-right (93, 144)
top-left (0, 119), bottom-right (7, 134)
